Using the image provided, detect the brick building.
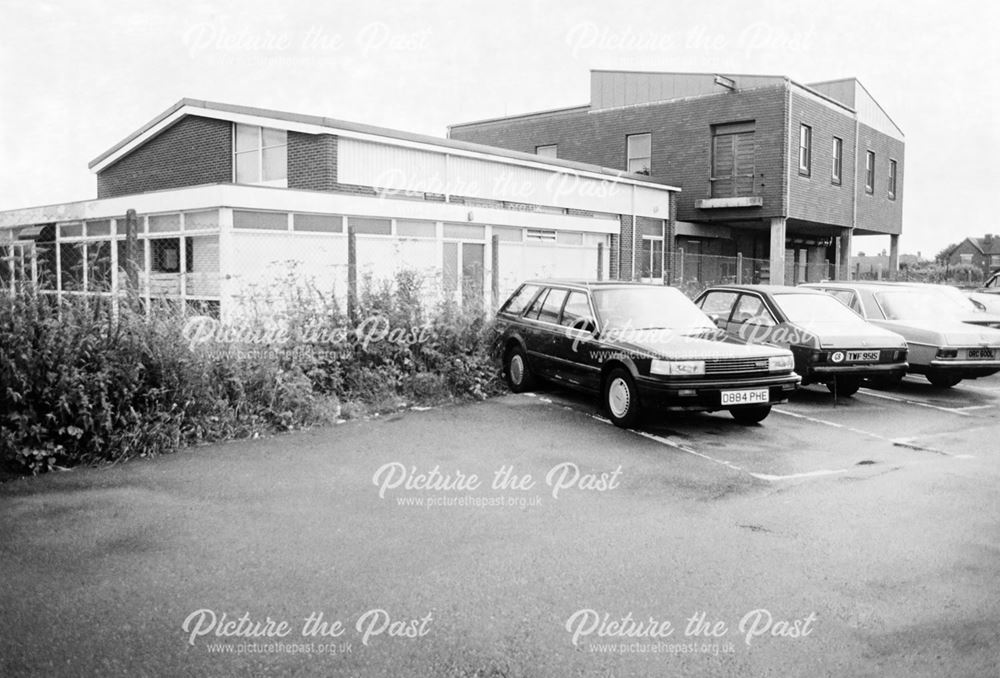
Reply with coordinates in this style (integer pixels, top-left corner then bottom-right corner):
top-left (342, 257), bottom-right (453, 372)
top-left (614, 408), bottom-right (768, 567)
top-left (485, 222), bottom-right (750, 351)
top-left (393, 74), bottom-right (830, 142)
top-left (0, 99), bottom-right (678, 316)
top-left (940, 236), bottom-right (1000, 277)
top-left (449, 70), bottom-right (905, 285)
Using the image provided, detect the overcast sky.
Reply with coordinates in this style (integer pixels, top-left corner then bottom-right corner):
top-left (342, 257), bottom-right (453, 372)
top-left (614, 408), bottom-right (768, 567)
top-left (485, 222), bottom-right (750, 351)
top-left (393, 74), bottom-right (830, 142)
top-left (2, 0), bottom-right (997, 257)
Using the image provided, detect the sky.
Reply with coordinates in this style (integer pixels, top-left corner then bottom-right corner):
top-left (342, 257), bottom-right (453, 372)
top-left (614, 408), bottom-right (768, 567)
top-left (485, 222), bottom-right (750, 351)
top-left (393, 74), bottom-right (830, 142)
top-left (1, 0), bottom-right (997, 258)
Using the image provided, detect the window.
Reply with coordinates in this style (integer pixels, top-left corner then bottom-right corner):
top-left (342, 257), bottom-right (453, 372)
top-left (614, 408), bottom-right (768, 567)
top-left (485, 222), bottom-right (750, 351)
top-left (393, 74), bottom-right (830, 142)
top-left (500, 284), bottom-right (541, 316)
top-left (865, 151), bottom-right (875, 194)
top-left (537, 288), bottom-right (569, 323)
top-left (535, 144), bottom-right (557, 158)
top-left (711, 122), bottom-right (755, 198)
top-left (699, 291), bottom-right (738, 316)
top-left (831, 137), bottom-right (843, 185)
top-left (560, 291), bottom-right (594, 329)
top-left (991, 255), bottom-right (1000, 268)
top-left (626, 133), bottom-right (651, 175)
top-left (151, 238), bottom-right (193, 274)
top-left (234, 210), bottom-right (288, 230)
top-left (798, 124), bottom-right (812, 176)
top-left (294, 213), bottom-right (343, 233)
top-left (526, 229), bottom-right (557, 241)
top-left (234, 124), bottom-right (287, 185)
top-left (960, 253), bottom-right (973, 264)
top-left (347, 217), bottom-right (391, 235)
top-left (731, 295), bottom-right (775, 326)
top-left (888, 159), bottom-right (897, 200)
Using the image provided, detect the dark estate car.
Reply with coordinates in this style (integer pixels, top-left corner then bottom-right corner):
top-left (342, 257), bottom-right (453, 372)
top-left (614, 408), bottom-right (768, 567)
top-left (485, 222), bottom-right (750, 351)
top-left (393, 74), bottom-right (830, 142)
top-left (496, 280), bottom-right (800, 426)
top-left (694, 285), bottom-right (908, 396)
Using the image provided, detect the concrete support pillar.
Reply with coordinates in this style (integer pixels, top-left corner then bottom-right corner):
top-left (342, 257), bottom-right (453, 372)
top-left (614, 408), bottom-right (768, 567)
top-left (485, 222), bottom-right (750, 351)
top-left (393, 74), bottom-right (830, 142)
top-left (797, 249), bottom-right (807, 284)
top-left (768, 217), bottom-right (786, 285)
top-left (839, 228), bottom-right (853, 281)
top-left (889, 234), bottom-right (899, 279)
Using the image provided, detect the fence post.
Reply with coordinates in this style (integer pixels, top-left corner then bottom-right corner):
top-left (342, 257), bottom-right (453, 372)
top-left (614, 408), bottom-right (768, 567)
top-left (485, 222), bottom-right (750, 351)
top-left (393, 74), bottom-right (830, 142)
top-left (597, 242), bottom-right (604, 281)
top-left (736, 253), bottom-right (743, 283)
top-left (125, 209), bottom-right (139, 292)
top-left (491, 234), bottom-right (500, 310)
top-left (347, 223), bottom-right (357, 322)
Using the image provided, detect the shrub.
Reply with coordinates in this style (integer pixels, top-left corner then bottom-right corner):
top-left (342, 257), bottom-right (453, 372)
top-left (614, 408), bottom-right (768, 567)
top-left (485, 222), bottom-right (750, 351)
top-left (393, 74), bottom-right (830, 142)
top-left (0, 269), bottom-right (502, 476)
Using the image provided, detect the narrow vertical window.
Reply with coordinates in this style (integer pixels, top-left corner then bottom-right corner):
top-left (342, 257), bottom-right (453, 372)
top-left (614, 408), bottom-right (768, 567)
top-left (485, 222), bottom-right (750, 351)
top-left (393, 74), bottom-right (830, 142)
top-left (888, 159), bottom-right (897, 200)
top-left (626, 133), bottom-right (651, 175)
top-left (831, 136), bottom-right (843, 185)
top-left (798, 124), bottom-right (812, 176)
top-left (865, 151), bottom-right (875, 194)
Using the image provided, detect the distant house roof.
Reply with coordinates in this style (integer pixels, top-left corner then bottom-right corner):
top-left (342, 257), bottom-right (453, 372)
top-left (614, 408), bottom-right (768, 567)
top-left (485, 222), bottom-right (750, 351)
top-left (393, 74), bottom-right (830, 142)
top-left (88, 98), bottom-right (678, 191)
top-left (969, 236), bottom-right (1000, 255)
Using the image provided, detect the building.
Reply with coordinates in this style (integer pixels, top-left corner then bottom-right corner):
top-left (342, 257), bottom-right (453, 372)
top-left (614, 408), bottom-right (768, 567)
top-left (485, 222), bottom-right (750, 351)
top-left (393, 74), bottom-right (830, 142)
top-left (449, 70), bottom-right (905, 285)
top-left (940, 236), bottom-right (1000, 277)
top-left (0, 99), bottom-right (678, 317)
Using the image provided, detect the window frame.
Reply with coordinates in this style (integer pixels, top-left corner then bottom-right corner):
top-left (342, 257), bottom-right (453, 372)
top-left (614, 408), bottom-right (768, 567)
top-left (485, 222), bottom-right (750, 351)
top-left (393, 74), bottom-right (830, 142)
top-left (535, 144), bottom-right (558, 158)
top-left (865, 150), bottom-right (875, 194)
top-left (626, 133), bottom-right (652, 176)
top-left (831, 136), bottom-right (843, 185)
top-left (798, 124), bottom-right (812, 177)
top-left (888, 159), bottom-right (897, 200)
top-left (233, 123), bottom-right (288, 187)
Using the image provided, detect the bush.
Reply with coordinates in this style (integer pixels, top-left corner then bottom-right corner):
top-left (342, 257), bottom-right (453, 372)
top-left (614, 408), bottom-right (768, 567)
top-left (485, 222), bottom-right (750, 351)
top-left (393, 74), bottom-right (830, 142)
top-left (0, 270), bottom-right (503, 476)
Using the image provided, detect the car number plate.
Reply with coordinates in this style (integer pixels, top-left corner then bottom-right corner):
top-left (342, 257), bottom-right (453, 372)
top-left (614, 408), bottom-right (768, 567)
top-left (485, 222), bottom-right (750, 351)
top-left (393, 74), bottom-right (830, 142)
top-left (721, 388), bottom-right (770, 405)
top-left (846, 350), bottom-right (880, 362)
top-left (968, 347), bottom-right (995, 359)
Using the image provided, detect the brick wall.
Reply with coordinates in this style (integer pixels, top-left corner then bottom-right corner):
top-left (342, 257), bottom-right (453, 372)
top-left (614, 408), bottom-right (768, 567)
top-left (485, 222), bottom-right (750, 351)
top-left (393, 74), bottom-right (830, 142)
top-left (450, 85), bottom-right (791, 224)
top-left (855, 123), bottom-right (904, 236)
top-left (787, 91), bottom-right (856, 227)
top-left (97, 116), bottom-right (232, 198)
top-left (288, 132), bottom-right (337, 190)
top-left (619, 215), bottom-right (635, 280)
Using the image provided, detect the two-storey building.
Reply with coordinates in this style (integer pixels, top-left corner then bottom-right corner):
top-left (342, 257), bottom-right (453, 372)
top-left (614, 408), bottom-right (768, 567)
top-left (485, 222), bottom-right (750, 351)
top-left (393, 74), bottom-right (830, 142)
top-left (449, 70), bottom-right (905, 285)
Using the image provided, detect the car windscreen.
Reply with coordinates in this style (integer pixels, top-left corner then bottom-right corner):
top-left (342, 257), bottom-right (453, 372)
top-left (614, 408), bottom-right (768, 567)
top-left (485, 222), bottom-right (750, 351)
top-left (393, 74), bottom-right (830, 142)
top-left (875, 290), bottom-right (965, 321)
top-left (591, 286), bottom-right (715, 331)
top-left (771, 293), bottom-right (867, 324)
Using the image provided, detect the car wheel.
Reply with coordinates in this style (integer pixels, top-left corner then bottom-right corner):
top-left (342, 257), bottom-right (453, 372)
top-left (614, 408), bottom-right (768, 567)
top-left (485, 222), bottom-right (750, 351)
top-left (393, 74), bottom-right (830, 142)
top-left (603, 368), bottom-right (641, 428)
top-left (826, 377), bottom-right (861, 397)
top-left (730, 405), bottom-right (772, 425)
top-left (503, 345), bottom-right (535, 393)
top-left (927, 373), bottom-right (961, 388)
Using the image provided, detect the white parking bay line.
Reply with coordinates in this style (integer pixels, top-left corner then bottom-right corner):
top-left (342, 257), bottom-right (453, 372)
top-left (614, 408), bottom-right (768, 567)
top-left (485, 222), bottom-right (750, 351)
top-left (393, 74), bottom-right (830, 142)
top-left (856, 389), bottom-right (974, 417)
top-left (773, 407), bottom-right (948, 455)
top-left (591, 413), bottom-right (848, 482)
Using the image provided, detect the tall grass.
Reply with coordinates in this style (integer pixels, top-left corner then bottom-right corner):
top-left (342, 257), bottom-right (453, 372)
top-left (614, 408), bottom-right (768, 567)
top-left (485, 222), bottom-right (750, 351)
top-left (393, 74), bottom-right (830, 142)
top-left (0, 271), bottom-right (502, 475)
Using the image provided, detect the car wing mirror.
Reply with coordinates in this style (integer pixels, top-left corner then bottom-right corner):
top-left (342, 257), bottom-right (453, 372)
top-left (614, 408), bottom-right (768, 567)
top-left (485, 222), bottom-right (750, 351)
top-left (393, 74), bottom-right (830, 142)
top-left (709, 313), bottom-right (726, 328)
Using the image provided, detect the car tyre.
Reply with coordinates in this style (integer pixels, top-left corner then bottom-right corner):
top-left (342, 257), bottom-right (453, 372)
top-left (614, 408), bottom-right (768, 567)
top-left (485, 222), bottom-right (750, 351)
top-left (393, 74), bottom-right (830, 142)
top-left (603, 368), bottom-right (641, 428)
top-left (503, 345), bottom-right (535, 393)
top-left (826, 377), bottom-right (861, 397)
top-left (927, 373), bottom-right (961, 388)
top-left (730, 405), bottom-right (772, 425)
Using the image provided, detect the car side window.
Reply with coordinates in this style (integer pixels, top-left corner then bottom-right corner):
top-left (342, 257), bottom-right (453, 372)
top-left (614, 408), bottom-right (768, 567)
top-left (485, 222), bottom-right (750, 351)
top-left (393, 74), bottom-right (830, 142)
top-left (731, 295), bottom-right (776, 326)
top-left (524, 287), bottom-right (550, 320)
top-left (500, 284), bottom-right (541, 316)
top-left (536, 288), bottom-right (569, 324)
top-left (987, 275), bottom-right (999, 289)
top-left (699, 291), bottom-right (738, 319)
top-left (828, 289), bottom-right (861, 314)
top-left (561, 291), bottom-right (595, 329)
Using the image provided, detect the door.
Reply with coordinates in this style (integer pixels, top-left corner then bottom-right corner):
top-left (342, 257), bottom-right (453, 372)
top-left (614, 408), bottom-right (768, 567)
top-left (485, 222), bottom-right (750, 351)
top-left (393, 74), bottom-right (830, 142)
top-left (639, 237), bottom-right (664, 283)
top-left (443, 241), bottom-right (486, 307)
top-left (553, 289), bottom-right (601, 390)
top-left (726, 293), bottom-right (777, 345)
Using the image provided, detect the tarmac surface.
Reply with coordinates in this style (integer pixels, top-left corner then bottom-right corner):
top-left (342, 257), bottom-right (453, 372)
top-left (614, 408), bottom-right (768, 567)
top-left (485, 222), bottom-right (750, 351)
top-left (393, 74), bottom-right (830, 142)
top-left (2, 374), bottom-right (999, 677)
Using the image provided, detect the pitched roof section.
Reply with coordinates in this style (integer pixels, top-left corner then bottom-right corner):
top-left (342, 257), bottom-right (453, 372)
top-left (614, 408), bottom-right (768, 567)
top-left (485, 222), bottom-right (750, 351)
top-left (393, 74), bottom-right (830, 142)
top-left (89, 99), bottom-right (677, 190)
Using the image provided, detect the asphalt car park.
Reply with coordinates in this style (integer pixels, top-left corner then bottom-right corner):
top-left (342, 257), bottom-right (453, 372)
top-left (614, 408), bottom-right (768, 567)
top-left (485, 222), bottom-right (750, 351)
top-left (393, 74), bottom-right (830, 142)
top-left (2, 371), bottom-right (999, 677)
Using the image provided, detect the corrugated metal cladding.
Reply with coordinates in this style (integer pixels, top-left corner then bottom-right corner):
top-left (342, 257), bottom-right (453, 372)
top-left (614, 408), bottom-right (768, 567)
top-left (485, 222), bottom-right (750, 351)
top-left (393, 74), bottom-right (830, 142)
top-left (337, 138), bottom-right (447, 193)
top-left (336, 138), bottom-right (672, 219)
top-left (590, 71), bottom-right (785, 110)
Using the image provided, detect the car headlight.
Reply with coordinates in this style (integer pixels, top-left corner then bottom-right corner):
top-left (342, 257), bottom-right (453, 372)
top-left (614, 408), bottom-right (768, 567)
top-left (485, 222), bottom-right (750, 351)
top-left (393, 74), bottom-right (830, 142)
top-left (768, 355), bottom-right (795, 372)
top-left (650, 359), bottom-right (706, 376)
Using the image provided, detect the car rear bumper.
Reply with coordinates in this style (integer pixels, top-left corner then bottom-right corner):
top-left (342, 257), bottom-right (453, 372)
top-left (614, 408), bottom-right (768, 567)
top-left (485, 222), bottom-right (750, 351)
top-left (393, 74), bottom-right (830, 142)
top-left (806, 361), bottom-right (909, 380)
top-left (634, 373), bottom-right (801, 411)
top-left (910, 361), bottom-right (1000, 379)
